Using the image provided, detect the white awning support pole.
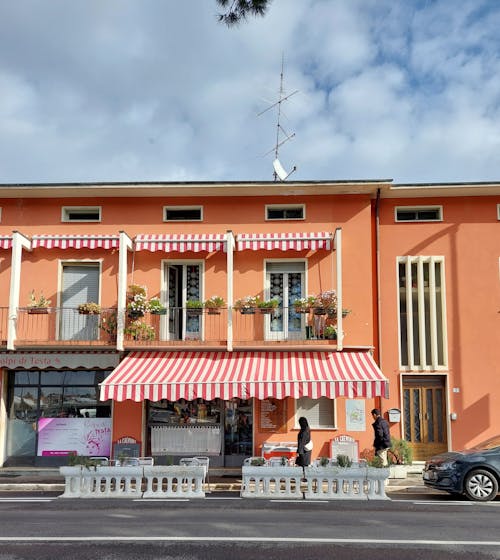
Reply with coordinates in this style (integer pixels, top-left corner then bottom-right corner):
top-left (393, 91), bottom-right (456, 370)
top-left (226, 230), bottom-right (235, 352)
top-left (8, 231), bottom-right (31, 350)
top-left (117, 231), bottom-right (133, 351)
top-left (334, 228), bottom-right (343, 351)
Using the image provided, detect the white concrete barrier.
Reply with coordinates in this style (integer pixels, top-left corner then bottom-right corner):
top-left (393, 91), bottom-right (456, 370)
top-left (241, 465), bottom-right (390, 500)
top-left (142, 465), bottom-right (205, 498)
top-left (59, 465), bottom-right (206, 499)
top-left (59, 466), bottom-right (142, 498)
top-left (241, 466), bottom-right (304, 499)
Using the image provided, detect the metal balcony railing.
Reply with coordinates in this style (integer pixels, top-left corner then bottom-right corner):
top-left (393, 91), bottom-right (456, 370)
top-left (11, 306), bottom-right (339, 348)
top-left (15, 307), bottom-right (118, 347)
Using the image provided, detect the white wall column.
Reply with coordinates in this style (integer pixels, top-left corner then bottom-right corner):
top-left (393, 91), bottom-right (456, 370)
top-left (117, 231), bottom-right (133, 351)
top-left (7, 231), bottom-right (31, 350)
top-left (226, 230), bottom-right (235, 352)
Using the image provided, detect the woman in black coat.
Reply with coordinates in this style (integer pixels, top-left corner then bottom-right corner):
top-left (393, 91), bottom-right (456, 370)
top-left (296, 416), bottom-right (312, 468)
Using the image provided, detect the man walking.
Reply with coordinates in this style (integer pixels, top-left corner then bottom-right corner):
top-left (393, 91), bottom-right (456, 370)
top-left (371, 408), bottom-right (391, 466)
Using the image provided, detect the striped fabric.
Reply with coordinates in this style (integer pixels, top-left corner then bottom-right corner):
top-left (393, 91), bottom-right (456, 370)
top-left (237, 232), bottom-right (332, 251)
top-left (135, 233), bottom-right (226, 253)
top-left (100, 350), bottom-right (388, 402)
top-left (0, 236), bottom-right (12, 249)
top-left (32, 235), bottom-right (120, 249)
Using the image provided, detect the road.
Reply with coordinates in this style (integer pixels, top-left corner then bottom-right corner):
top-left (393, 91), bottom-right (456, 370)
top-left (0, 493), bottom-right (499, 559)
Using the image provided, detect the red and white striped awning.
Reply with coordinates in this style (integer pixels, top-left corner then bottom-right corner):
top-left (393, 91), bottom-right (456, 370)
top-left (237, 232), bottom-right (332, 251)
top-left (100, 350), bottom-right (388, 402)
top-left (32, 235), bottom-right (120, 249)
top-left (0, 236), bottom-right (12, 250)
top-left (135, 234), bottom-right (226, 253)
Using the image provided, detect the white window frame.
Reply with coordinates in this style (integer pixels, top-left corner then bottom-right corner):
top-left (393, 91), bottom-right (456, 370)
top-left (295, 397), bottom-right (336, 430)
top-left (61, 206), bottom-right (102, 222)
top-left (265, 204), bottom-right (305, 221)
top-left (496, 204), bottom-right (500, 220)
top-left (397, 256), bottom-right (448, 371)
top-left (0, 207), bottom-right (2, 222)
top-left (163, 206), bottom-right (203, 222)
top-left (395, 206), bottom-right (443, 223)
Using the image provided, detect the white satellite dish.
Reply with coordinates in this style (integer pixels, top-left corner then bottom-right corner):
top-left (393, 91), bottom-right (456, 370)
top-left (273, 158), bottom-right (296, 181)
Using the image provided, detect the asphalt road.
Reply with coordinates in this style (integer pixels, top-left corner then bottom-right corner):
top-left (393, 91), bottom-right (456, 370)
top-left (0, 494), bottom-right (499, 559)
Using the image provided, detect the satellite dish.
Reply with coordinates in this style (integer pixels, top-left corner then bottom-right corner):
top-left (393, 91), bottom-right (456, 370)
top-left (273, 158), bottom-right (296, 181)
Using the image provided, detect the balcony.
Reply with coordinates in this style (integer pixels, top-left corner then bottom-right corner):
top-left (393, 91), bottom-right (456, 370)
top-left (15, 307), bottom-right (118, 348)
top-left (11, 307), bottom-right (339, 350)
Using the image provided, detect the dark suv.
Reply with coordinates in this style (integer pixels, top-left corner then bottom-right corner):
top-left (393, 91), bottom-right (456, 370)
top-left (423, 435), bottom-right (500, 501)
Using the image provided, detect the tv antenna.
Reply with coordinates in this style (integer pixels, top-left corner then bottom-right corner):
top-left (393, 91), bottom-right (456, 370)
top-left (258, 55), bottom-right (298, 181)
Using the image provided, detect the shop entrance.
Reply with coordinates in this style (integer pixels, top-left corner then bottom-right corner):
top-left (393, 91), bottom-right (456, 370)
top-left (402, 375), bottom-right (448, 461)
top-left (147, 398), bottom-right (253, 467)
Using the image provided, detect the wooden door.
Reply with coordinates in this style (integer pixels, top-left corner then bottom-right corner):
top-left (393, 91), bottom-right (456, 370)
top-left (403, 376), bottom-right (447, 461)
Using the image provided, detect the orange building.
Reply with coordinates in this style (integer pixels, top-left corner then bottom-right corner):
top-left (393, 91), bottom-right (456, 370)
top-left (0, 180), bottom-right (497, 467)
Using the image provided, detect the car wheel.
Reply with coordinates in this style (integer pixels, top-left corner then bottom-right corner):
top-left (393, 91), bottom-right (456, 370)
top-left (464, 469), bottom-right (499, 502)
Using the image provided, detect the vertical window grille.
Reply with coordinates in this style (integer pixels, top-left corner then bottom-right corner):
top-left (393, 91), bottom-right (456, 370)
top-left (398, 256), bottom-right (447, 369)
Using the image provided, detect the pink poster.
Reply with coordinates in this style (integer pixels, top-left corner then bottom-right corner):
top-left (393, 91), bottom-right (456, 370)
top-left (37, 418), bottom-right (112, 457)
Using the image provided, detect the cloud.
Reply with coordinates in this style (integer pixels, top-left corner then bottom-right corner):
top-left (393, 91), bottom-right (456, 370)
top-left (0, 0), bottom-right (499, 183)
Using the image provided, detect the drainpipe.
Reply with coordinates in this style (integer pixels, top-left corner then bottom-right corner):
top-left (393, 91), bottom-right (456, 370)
top-left (8, 231), bottom-right (31, 350)
top-left (226, 230), bottom-right (234, 352)
top-left (375, 188), bottom-right (383, 406)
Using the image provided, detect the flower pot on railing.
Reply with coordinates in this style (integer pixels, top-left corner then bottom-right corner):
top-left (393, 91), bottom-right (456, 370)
top-left (186, 308), bottom-right (203, 316)
top-left (127, 310), bottom-right (145, 320)
top-left (313, 307), bottom-right (327, 316)
top-left (240, 307), bottom-right (256, 315)
top-left (206, 307), bottom-right (222, 315)
top-left (28, 307), bottom-right (49, 315)
top-left (150, 308), bottom-right (167, 315)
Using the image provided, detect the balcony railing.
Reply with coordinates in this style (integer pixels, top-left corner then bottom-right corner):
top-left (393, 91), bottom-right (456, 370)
top-left (11, 306), bottom-right (339, 349)
top-left (15, 307), bottom-right (118, 347)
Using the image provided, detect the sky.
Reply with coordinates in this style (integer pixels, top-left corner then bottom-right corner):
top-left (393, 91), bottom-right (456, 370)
top-left (0, 0), bottom-right (499, 185)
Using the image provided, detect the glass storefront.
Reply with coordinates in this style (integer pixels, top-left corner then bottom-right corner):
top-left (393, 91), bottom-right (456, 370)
top-left (6, 369), bottom-right (112, 466)
top-left (147, 397), bottom-right (253, 466)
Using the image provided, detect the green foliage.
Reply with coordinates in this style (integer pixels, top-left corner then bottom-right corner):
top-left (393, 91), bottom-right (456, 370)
top-left (318, 456), bottom-right (329, 467)
top-left (388, 437), bottom-right (413, 465)
top-left (67, 453), bottom-right (104, 469)
top-left (28, 290), bottom-right (51, 308)
top-left (186, 299), bottom-right (204, 309)
top-left (250, 457), bottom-right (266, 466)
top-left (124, 320), bottom-right (155, 341)
top-left (336, 454), bottom-right (353, 468)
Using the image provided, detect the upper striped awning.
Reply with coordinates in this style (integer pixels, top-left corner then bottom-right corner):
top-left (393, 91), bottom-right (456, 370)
top-left (135, 234), bottom-right (226, 253)
top-left (100, 350), bottom-right (388, 402)
top-left (32, 235), bottom-right (120, 249)
top-left (0, 236), bottom-right (12, 249)
top-left (237, 232), bottom-right (332, 251)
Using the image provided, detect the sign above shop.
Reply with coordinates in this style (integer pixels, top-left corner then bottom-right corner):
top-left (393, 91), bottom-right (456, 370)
top-left (0, 352), bottom-right (120, 370)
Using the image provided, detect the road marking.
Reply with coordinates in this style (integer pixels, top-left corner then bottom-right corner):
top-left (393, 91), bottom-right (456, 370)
top-left (0, 536), bottom-right (499, 546)
top-left (412, 500), bottom-right (500, 506)
top-left (134, 499), bottom-right (189, 502)
top-left (0, 498), bottom-right (54, 503)
top-left (271, 500), bottom-right (328, 504)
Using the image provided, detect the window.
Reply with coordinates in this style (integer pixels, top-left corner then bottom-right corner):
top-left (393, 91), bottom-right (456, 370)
top-left (296, 397), bottom-right (335, 429)
top-left (61, 264), bottom-right (100, 341)
top-left (265, 261), bottom-right (305, 340)
top-left (266, 204), bottom-right (305, 220)
top-left (164, 206), bottom-right (202, 222)
top-left (395, 206), bottom-right (442, 222)
top-left (62, 206), bottom-right (101, 222)
top-left (398, 256), bottom-right (447, 369)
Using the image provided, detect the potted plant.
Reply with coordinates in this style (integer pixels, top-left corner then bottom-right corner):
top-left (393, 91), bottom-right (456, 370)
top-left (124, 319), bottom-right (155, 341)
top-left (148, 297), bottom-right (167, 315)
top-left (27, 290), bottom-right (51, 314)
top-left (234, 295), bottom-right (258, 315)
top-left (186, 299), bottom-right (204, 316)
top-left (127, 284), bottom-right (147, 300)
top-left (323, 325), bottom-right (337, 340)
top-left (204, 295), bottom-right (226, 315)
top-left (127, 293), bottom-right (149, 319)
top-left (99, 311), bottom-right (117, 341)
top-left (314, 290), bottom-right (337, 316)
top-left (77, 302), bottom-right (101, 315)
top-left (257, 297), bottom-right (279, 314)
top-left (293, 296), bottom-right (317, 313)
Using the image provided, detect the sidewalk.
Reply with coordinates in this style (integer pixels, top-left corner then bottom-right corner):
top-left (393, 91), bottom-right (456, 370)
top-left (0, 468), bottom-right (431, 496)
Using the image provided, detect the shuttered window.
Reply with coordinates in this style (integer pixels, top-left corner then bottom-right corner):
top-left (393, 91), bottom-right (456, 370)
top-left (61, 264), bottom-right (100, 341)
top-left (296, 397), bottom-right (335, 429)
